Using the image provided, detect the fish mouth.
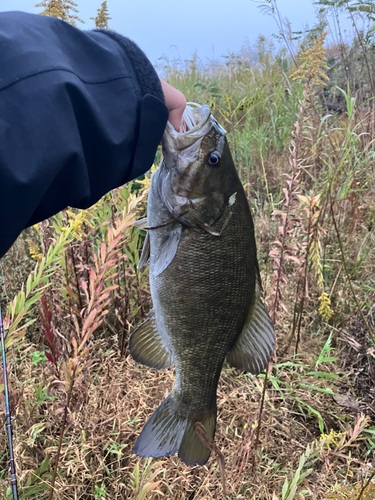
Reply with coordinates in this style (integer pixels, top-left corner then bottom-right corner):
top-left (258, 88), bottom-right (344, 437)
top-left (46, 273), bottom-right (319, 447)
top-left (163, 103), bottom-right (226, 152)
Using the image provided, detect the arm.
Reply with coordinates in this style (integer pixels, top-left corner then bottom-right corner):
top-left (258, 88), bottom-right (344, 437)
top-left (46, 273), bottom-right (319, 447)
top-left (0, 12), bottom-right (179, 258)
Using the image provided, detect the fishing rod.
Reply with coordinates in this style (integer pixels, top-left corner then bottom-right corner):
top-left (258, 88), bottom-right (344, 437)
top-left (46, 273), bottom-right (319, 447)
top-left (0, 305), bottom-right (19, 500)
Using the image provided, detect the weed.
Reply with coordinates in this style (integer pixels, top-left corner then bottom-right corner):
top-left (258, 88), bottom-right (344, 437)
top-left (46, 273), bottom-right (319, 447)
top-left (2, 5), bottom-right (375, 498)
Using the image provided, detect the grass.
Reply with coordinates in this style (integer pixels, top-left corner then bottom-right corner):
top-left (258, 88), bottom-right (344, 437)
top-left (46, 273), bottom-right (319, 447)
top-left (1, 20), bottom-right (375, 500)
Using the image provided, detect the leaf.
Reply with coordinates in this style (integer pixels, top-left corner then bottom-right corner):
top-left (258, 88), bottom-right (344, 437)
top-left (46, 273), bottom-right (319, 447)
top-left (21, 483), bottom-right (51, 496)
top-left (294, 397), bottom-right (325, 433)
top-left (283, 188), bottom-right (289, 204)
top-left (286, 484), bottom-right (297, 500)
top-left (297, 194), bottom-right (309, 206)
top-left (299, 383), bottom-right (334, 395)
top-left (282, 478), bottom-right (289, 499)
top-left (35, 456), bottom-right (50, 476)
top-left (134, 463), bottom-right (140, 491)
top-left (45, 353), bottom-right (54, 364)
top-left (307, 371), bottom-right (339, 379)
top-left (137, 481), bottom-right (161, 500)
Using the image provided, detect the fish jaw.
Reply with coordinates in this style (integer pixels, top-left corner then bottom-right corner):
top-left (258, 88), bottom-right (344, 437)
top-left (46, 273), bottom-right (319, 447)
top-left (157, 107), bottom-right (231, 229)
top-left (162, 104), bottom-right (212, 151)
top-left (161, 104), bottom-right (226, 199)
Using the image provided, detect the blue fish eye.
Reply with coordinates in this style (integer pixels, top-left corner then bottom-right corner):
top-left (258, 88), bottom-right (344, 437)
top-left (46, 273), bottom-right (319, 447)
top-left (207, 152), bottom-right (221, 167)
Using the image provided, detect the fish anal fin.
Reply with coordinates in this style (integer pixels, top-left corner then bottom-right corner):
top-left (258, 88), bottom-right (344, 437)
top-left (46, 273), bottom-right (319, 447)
top-left (153, 225), bottom-right (182, 276)
top-left (129, 310), bottom-right (173, 370)
top-left (227, 290), bottom-right (274, 375)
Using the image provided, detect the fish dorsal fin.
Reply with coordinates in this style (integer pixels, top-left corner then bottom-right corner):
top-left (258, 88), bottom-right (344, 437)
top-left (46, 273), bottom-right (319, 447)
top-left (129, 310), bottom-right (173, 370)
top-left (227, 284), bottom-right (274, 374)
top-left (153, 224), bottom-right (182, 276)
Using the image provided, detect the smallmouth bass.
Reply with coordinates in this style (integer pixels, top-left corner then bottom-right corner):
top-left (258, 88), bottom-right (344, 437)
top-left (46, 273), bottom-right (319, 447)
top-left (130, 104), bottom-right (274, 466)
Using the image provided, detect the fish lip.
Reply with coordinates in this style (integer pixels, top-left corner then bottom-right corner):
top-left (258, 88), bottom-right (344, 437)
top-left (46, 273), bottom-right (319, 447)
top-left (162, 103), bottom-right (226, 153)
top-left (166, 103), bottom-right (211, 139)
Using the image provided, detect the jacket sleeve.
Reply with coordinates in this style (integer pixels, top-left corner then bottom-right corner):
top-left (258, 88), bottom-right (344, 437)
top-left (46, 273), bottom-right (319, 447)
top-left (0, 12), bottom-right (168, 258)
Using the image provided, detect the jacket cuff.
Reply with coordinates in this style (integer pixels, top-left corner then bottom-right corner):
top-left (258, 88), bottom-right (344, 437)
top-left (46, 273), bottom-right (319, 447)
top-left (94, 30), bottom-right (165, 103)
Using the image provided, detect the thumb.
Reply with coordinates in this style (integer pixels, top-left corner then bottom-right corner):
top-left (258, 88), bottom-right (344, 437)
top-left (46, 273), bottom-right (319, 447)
top-left (159, 77), bottom-right (186, 131)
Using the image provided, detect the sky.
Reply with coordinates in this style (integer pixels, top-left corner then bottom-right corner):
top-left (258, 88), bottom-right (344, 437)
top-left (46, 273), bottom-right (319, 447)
top-left (0, 0), bottom-right (356, 64)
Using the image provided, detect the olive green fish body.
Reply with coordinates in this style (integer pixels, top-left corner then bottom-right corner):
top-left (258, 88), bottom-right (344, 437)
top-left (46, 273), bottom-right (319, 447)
top-left (150, 171), bottom-right (255, 410)
top-left (130, 105), bottom-right (274, 466)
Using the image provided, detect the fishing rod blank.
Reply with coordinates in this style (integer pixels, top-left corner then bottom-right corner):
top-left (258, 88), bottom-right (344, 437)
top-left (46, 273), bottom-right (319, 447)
top-left (1, 305), bottom-right (19, 500)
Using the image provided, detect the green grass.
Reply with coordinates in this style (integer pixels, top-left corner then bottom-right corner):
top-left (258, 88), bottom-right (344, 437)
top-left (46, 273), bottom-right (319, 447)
top-left (1, 28), bottom-right (375, 500)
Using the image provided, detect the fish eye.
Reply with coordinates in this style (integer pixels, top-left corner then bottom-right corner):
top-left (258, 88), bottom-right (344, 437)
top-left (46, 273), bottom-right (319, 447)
top-left (207, 151), bottom-right (221, 167)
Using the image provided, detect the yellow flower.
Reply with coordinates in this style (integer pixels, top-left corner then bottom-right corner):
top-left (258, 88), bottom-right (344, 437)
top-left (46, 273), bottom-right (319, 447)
top-left (318, 292), bottom-right (334, 321)
top-left (291, 32), bottom-right (330, 86)
top-left (26, 239), bottom-right (43, 261)
top-left (62, 208), bottom-right (94, 240)
top-left (320, 429), bottom-right (344, 450)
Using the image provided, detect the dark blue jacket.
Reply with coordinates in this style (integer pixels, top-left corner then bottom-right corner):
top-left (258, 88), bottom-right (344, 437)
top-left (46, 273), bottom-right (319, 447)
top-left (0, 12), bottom-right (168, 258)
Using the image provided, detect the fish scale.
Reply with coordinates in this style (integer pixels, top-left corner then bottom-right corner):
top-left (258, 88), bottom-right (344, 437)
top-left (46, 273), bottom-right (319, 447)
top-left (152, 201), bottom-right (254, 406)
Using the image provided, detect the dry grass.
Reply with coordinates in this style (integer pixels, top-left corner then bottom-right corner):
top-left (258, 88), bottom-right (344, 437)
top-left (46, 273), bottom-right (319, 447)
top-left (1, 297), bottom-right (374, 499)
top-left (2, 21), bottom-right (375, 500)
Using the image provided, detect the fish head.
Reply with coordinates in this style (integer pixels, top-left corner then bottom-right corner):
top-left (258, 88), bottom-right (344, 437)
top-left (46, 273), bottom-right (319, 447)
top-left (159, 104), bottom-right (233, 226)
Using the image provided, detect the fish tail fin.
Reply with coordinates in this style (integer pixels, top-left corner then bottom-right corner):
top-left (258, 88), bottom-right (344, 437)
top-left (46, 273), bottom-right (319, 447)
top-left (178, 408), bottom-right (216, 466)
top-left (134, 392), bottom-right (216, 466)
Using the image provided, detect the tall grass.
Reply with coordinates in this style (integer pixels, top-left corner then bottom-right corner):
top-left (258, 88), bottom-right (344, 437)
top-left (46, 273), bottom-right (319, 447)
top-left (1, 26), bottom-right (375, 499)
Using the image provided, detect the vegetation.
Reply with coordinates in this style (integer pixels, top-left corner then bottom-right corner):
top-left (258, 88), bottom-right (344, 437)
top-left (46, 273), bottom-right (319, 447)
top-left (35, 0), bottom-right (84, 27)
top-left (90, 2), bottom-right (111, 30)
top-left (1, 1), bottom-right (375, 498)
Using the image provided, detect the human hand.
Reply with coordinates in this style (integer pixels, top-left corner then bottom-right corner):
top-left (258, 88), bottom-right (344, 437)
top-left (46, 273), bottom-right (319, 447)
top-left (159, 77), bottom-right (186, 131)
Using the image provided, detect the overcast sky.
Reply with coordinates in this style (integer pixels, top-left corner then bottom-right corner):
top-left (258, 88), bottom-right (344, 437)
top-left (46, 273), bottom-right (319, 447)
top-left (0, 0), bottom-right (356, 64)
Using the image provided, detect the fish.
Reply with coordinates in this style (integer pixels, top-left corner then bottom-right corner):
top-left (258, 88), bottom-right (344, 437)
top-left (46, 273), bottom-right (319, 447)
top-left (129, 103), bottom-right (274, 466)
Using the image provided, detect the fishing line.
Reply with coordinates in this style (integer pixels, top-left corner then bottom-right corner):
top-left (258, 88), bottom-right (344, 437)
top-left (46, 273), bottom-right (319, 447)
top-left (0, 304), bottom-right (19, 500)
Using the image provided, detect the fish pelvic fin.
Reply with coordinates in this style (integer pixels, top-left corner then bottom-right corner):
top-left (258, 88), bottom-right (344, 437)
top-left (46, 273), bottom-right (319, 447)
top-left (227, 284), bottom-right (274, 375)
top-left (129, 310), bottom-right (173, 370)
top-left (134, 393), bottom-right (216, 467)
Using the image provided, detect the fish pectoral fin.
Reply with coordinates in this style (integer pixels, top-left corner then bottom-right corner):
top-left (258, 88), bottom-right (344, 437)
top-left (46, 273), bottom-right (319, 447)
top-left (137, 231), bottom-right (150, 269)
top-left (227, 286), bottom-right (274, 375)
top-left (129, 310), bottom-right (173, 370)
top-left (133, 217), bottom-right (148, 229)
top-left (153, 224), bottom-right (182, 276)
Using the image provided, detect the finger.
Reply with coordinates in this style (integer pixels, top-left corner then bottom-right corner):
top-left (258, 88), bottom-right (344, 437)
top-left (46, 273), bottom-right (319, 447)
top-left (159, 77), bottom-right (186, 131)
